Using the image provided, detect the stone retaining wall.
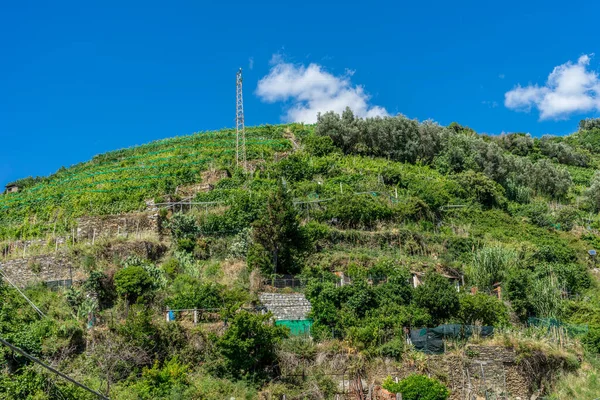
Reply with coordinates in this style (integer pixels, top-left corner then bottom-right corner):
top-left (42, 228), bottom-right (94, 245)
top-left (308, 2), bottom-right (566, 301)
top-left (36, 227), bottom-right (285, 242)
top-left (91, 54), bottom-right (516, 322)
top-left (77, 211), bottom-right (159, 240)
top-left (0, 253), bottom-right (76, 288)
top-left (371, 345), bottom-right (532, 400)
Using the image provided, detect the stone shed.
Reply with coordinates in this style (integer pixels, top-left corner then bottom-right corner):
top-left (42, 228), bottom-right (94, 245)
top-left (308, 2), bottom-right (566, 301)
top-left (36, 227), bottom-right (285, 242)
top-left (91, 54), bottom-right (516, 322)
top-left (259, 293), bottom-right (313, 335)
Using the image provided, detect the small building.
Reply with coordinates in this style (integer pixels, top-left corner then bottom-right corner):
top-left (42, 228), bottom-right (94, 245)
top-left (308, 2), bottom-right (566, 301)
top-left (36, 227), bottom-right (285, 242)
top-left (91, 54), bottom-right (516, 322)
top-left (259, 293), bottom-right (313, 336)
top-left (411, 270), bottom-right (462, 291)
top-left (4, 184), bottom-right (19, 194)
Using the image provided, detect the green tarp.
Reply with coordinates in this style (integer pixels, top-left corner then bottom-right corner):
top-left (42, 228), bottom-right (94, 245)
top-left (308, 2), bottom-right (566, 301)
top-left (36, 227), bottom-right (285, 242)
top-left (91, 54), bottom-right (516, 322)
top-left (276, 319), bottom-right (313, 336)
top-left (410, 324), bottom-right (494, 354)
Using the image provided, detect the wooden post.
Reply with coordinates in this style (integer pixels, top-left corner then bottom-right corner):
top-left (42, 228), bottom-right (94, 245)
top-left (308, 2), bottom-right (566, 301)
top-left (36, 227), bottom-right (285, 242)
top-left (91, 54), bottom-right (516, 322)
top-left (194, 309), bottom-right (198, 325)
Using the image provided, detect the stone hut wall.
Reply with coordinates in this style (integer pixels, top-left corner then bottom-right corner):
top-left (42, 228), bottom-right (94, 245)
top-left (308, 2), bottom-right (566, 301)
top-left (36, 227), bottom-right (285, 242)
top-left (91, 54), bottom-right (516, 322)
top-left (259, 293), bottom-right (312, 320)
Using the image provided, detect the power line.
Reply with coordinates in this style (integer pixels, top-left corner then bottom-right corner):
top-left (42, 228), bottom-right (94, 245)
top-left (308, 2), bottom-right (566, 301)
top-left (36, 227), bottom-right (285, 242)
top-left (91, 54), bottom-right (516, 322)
top-left (0, 269), bottom-right (46, 318)
top-left (0, 336), bottom-right (109, 400)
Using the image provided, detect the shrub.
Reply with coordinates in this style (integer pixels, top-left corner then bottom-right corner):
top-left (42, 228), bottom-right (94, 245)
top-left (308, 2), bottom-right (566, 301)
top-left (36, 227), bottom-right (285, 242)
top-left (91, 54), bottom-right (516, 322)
top-left (456, 293), bottom-right (508, 326)
top-left (114, 266), bottom-right (153, 304)
top-left (453, 170), bottom-right (506, 208)
top-left (162, 258), bottom-right (181, 277)
top-left (276, 153), bottom-right (313, 182)
top-left (325, 193), bottom-right (394, 228)
top-left (83, 271), bottom-right (116, 309)
top-left (382, 375), bottom-right (449, 400)
top-left (176, 238), bottom-right (196, 253)
top-left (555, 206), bottom-right (578, 231)
top-left (167, 276), bottom-right (223, 310)
top-left (165, 213), bottom-right (200, 240)
top-left (303, 135), bottom-right (337, 156)
top-left (582, 326), bottom-right (600, 354)
top-left (217, 311), bottom-right (288, 382)
top-left (378, 337), bottom-right (405, 360)
top-left (413, 272), bottom-right (459, 325)
top-left (587, 171), bottom-right (600, 212)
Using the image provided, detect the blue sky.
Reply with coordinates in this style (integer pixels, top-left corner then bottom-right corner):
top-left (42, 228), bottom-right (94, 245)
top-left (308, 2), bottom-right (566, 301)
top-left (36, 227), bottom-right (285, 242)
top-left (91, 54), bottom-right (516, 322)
top-left (2, 0), bottom-right (600, 187)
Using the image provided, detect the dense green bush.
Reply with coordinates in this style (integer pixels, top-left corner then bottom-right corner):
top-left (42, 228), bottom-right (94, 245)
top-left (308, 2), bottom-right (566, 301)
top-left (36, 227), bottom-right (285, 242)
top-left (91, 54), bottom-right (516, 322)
top-left (382, 374), bottom-right (449, 400)
top-left (456, 293), bottom-right (508, 326)
top-left (324, 193), bottom-right (395, 228)
top-left (452, 170), bottom-right (506, 208)
top-left (303, 135), bottom-right (337, 156)
top-left (216, 311), bottom-right (288, 382)
top-left (114, 266), bottom-right (154, 304)
top-left (413, 272), bottom-right (459, 325)
top-left (167, 276), bottom-right (224, 310)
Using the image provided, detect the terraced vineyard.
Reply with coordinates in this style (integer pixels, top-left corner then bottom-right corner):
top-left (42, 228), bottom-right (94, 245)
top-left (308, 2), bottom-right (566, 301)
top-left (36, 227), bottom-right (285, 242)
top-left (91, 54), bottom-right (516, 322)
top-left (0, 124), bottom-right (301, 239)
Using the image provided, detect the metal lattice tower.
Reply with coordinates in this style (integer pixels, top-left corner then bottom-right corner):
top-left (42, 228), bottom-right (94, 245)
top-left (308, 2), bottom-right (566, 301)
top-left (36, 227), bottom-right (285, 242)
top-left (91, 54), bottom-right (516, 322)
top-left (236, 68), bottom-right (247, 170)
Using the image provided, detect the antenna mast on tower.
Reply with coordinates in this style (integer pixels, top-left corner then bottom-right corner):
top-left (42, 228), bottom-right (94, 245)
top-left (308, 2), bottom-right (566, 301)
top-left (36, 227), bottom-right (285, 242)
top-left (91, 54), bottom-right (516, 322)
top-left (236, 68), bottom-right (247, 170)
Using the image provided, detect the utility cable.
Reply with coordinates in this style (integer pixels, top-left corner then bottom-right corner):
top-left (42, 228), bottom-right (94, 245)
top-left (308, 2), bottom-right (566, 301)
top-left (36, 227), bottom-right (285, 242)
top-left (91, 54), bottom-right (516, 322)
top-left (0, 269), bottom-right (45, 318)
top-left (0, 336), bottom-right (109, 400)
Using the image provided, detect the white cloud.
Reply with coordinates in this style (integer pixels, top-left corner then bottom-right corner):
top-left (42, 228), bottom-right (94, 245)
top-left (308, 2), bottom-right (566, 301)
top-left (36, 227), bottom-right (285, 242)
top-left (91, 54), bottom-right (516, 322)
top-left (248, 57), bottom-right (254, 70)
top-left (255, 58), bottom-right (388, 123)
top-left (504, 54), bottom-right (600, 119)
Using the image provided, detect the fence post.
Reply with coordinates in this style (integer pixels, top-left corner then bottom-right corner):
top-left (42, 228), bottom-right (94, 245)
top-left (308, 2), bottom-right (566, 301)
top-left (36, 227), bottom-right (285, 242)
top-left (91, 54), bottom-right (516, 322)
top-left (194, 309), bottom-right (198, 325)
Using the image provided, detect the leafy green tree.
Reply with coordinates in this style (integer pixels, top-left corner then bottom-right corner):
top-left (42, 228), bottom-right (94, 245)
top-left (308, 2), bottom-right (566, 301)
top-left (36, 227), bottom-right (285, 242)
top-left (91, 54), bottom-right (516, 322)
top-left (587, 171), bottom-right (600, 212)
top-left (252, 183), bottom-right (305, 275)
top-left (217, 311), bottom-right (288, 382)
top-left (453, 170), bottom-right (506, 208)
top-left (114, 266), bottom-right (153, 305)
top-left (167, 276), bottom-right (223, 310)
top-left (83, 270), bottom-right (116, 309)
top-left (456, 293), bottom-right (508, 326)
top-left (579, 118), bottom-right (600, 131)
top-left (504, 268), bottom-right (534, 322)
top-left (412, 272), bottom-right (459, 325)
top-left (529, 159), bottom-right (572, 199)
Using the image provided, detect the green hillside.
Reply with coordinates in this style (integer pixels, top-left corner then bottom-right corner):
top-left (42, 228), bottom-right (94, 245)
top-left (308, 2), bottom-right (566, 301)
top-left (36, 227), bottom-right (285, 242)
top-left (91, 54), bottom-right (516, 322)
top-left (2, 110), bottom-right (600, 398)
top-left (0, 125), bottom-right (293, 239)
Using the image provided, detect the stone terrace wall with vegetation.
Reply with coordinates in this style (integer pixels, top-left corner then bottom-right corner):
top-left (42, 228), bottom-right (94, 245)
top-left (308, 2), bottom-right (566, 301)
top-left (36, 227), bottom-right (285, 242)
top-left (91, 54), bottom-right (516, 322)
top-left (76, 211), bottom-right (160, 240)
top-left (0, 253), bottom-right (74, 287)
